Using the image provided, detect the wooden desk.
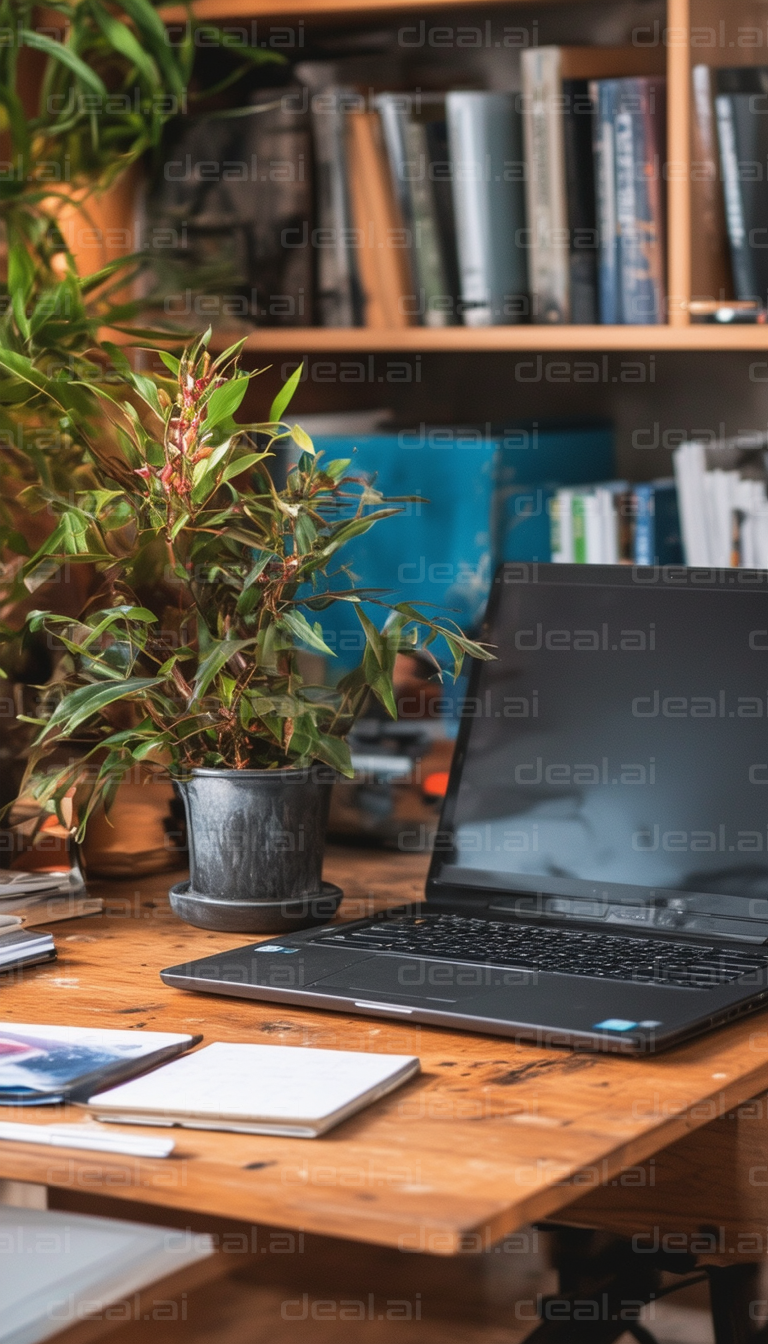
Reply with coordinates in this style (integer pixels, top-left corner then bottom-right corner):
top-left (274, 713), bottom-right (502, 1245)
top-left (1, 845), bottom-right (768, 1275)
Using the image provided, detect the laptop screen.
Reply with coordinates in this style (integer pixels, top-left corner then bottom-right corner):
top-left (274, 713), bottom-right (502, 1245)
top-left (430, 565), bottom-right (768, 941)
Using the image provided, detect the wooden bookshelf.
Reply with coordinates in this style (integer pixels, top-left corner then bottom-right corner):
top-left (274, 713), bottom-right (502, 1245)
top-left (209, 323), bottom-right (768, 353)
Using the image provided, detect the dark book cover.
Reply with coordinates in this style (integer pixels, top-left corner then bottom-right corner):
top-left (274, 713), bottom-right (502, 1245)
top-left (715, 68), bottom-right (768, 305)
top-left (562, 78), bottom-right (598, 323)
top-left (146, 84), bottom-right (314, 328)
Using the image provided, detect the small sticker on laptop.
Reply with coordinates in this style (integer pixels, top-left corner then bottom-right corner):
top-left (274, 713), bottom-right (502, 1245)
top-left (256, 945), bottom-right (299, 953)
top-left (594, 1018), bottom-right (638, 1032)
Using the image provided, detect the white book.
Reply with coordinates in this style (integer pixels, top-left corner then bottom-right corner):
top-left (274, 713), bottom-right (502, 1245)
top-left (521, 47), bottom-right (570, 322)
top-left (583, 492), bottom-right (603, 563)
top-left (87, 1042), bottom-right (421, 1139)
top-left (673, 442), bottom-right (709, 565)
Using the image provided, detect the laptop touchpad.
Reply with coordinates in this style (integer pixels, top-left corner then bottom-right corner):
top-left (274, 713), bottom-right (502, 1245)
top-left (313, 956), bottom-right (533, 1004)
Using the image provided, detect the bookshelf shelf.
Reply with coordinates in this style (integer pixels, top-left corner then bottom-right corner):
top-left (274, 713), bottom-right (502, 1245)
top-left (210, 324), bottom-right (768, 353)
top-left (157, 0), bottom-right (571, 22)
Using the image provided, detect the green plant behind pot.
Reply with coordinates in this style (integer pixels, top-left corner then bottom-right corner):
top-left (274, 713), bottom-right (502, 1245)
top-left (11, 334), bottom-right (493, 836)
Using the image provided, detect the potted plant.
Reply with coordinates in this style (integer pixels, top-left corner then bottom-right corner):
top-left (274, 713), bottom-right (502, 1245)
top-left (9, 332), bottom-right (492, 931)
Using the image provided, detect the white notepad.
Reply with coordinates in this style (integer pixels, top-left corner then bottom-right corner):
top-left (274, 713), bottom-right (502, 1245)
top-left (87, 1042), bottom-right (420, 1138)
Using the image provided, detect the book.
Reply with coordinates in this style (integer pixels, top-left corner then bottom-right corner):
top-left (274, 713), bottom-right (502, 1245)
top-left (591, 78), bottom-right (620, 322)
top-left (310, 85), bottom-right (364, 326)
top-left (346, 110), bottom-right (413, 329)
top-left (521, 47), bottom-right (571, 323)
top-left (613, 77), bottom-right (667, 324)
top-left (424, 115), bottom-right (462, 319)
top-left (0, 1023), bottom-right (200, 1105)
top-left (145, 84), bottom-right (314, 328)
top-left (691, 65), bottom-right (733, 303)
top-left (87, 1042), bottom-right (421, 1138)
top-left (632, 480), bottom-right (683, 565)
top-left (715, 67), bottom-right (768, 306)
top-left (376, 94), bottom-right (454, 328)
top-left (563, 78), bottom-right (599, 323)
top-left (445, 92), bottom-right (528, 326)
top-left (0, 928), bottom-right (55, 973)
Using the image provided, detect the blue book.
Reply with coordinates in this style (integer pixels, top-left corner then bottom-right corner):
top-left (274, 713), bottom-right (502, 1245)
top-left (633, 484), bottom-right (654, 564)
top-left (632, 480), bottom-right (683, 564)
top-left (614, 77), bottom-right (666, 324)
top-left (591, 79), bottom-right (620, 324)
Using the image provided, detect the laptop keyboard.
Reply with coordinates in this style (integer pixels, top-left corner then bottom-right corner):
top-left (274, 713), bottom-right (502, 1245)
top-left (315, 913), bottom-right (768, 989)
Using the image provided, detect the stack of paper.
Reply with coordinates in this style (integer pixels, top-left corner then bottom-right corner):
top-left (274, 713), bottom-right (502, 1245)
top-left (0, 867), bottom-right (102, 927)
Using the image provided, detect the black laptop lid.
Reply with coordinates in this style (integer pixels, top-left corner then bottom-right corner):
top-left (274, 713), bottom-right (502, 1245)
top-left (428, 564), bottom-right (768, 941)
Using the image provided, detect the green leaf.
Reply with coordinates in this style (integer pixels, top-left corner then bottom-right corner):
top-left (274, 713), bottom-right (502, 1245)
top-left (290, 423), bottom-right (315, 457)
top-left (158, 351), bottom-right (180, 376)
top-left (191, 638), bottom-right (258, 703)
top-left (89, 2), bottom-right (160, 87)
top-left (205, 377), bottom-right (248, 430)
top-left (269, 364), bottom-right (302, 425)
top-left (42, 678), bottom-right (163, 736)
top-left (21, 30), bottom-right (108, 95)
top-left (313, 732), bottom-right (353, 777)
top-left (278, 610), bottom-right (335, 657)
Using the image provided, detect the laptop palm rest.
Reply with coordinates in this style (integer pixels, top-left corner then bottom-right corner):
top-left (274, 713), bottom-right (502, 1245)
top-left (313, 956), bottom-right (536, 1005)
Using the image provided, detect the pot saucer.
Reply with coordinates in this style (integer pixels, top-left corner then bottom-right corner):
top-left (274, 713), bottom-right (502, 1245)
top-left (169, 880), bottom-right (343, 933)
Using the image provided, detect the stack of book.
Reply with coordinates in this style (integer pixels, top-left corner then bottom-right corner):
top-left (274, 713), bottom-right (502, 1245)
top-left (673, 439), bottom-right (768, 567)
top-left (0, 866), bottom-right (102, 927)
top-left (147, 47), bottom-right (667, 328)
top-left (304, 51), bottom-right (667, 328)
top-left (550, 480), bottom-right (683, 565)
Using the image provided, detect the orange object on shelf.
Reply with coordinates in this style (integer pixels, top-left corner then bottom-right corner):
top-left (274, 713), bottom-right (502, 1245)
top-left (422, 771), bottom-right (450, 799)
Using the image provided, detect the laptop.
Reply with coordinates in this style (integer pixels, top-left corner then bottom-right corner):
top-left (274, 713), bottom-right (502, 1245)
top-left (161, 564), bottom-right (768, 1054)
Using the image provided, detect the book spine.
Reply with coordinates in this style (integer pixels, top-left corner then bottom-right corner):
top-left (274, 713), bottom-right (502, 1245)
top-left (615, 78), bottom-right (665, 325)
top-left (376, 96), bottom-right (421, 323)
top-left (400, 118), bottom-right (453, 327)
top-left (562, 79), bottom-right (598, 323)
top-left (691, 65), bottom-right (732, 302)
top-left (714, 93), bottom-right (758, 302)
top-left (632, 484), bottom-right (654, 564)
top-left (591, 79), bottom-right (620, 323)
top-left (311, 91), bottom-right (363, 327)
top-left (551, 489), bottom-right (573, 561)
top-left (652, 483), bottom-right (684, 564)
top-left (572, 494), bottom-right (587, 562)
top-left (522, 48), bottom-right (570, 323)
top-left (446, 93), bottom-right (493, 327)
top-left (446, 92), bottom-right (528, 326)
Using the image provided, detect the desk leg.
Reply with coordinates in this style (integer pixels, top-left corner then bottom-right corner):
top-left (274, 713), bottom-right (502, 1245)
top-left (526, 1228), bottom-right (767, 1344)
top-left (707, 1264), bottom-right (765, 1344)
top-left (522, 1227), bottom-right (665, 1343)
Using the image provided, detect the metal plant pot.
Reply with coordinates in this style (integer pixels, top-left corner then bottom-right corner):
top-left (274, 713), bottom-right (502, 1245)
top-left (169, 766), bottom-right (341, 933)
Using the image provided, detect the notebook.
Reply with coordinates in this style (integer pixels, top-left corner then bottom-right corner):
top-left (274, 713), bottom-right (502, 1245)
top-left (87, 1042), bottom-right (421, 1137)
top-left (0, 1023), bottom-right (201, 1105)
